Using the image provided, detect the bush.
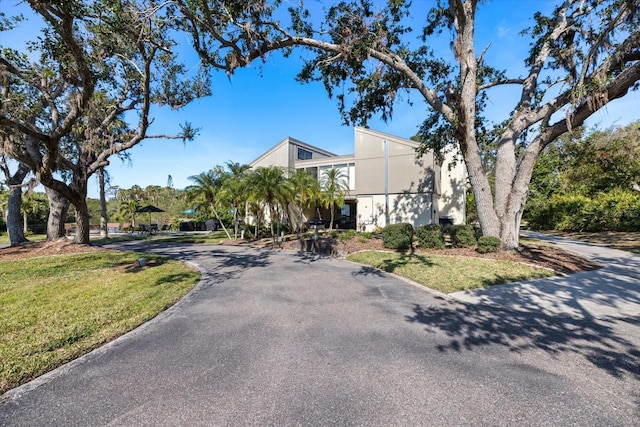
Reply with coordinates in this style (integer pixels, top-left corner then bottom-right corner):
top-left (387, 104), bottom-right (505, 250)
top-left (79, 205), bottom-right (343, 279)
top-left (338, 230), bottom-right (356, 241)
top-left (476, 236), bottom-right (502, 253)
top-left (449, 224), bottom-right (476, 248)
top-left (415, 224), bottom-right (445, 249)
top-left (358, 231), bottom-right (373, 240)
top-left (526, 190), bottom-right (640, 231)
top-left (526, 194), bottom-right (590, 231)
top-left (382, 223), bottom-right (414, 250)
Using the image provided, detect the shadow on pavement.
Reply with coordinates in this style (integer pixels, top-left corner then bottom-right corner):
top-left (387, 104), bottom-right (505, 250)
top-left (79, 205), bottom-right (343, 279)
top-left (406, 297), bottom-right (640, 381)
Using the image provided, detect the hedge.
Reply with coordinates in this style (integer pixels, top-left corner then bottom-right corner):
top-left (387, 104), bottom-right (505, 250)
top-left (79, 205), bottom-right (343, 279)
top-left (526, 189), bottom-right (640, 231)
top-left (416, 224), bottom-right (445, 249)
top-left (382, 223), bottom-right (414, 250)
top-left (449, 224), bottom-right (477, 248)
top-left (476, 236), bottom-right (501, 253)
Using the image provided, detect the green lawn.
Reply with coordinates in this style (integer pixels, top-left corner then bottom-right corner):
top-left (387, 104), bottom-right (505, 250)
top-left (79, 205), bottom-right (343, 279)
top-left (346, 251), bottom-right (554, 294)
top-left (92, 230), bottom-right (228, 245)
top-left (0, 250), bottom-right (200, 394)
top-left (0, 233), bottom-right (47, 245)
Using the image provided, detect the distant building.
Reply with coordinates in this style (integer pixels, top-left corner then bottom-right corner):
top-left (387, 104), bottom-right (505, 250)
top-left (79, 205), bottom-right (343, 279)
top-left (249, 127), bottom-right (466, 231)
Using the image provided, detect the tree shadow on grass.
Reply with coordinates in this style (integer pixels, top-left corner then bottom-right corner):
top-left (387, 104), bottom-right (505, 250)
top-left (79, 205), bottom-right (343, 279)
top-left (104, 242), bottom-right (275, 287)
top-left (350, 253), bottom-right (436, 278)
top-left (154, 272), bottom-right (197, 286)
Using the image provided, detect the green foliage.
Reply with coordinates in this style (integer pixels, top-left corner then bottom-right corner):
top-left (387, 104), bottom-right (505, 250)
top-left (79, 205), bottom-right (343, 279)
top-left (415, 224), bottom-right (445, 249)
top-left (528, 190), bottom-right (640, 232)
top-left (562, 123), bottom-right (640, 197)
top-left (319, 167), bottom-right (349, 230)
top-left (449, 224), bottom-right (476, 248)
top-left (338, 229), bottom-right (356, 241)
top-left (382, 223), bottom-right (414, 250)
top-left (288, 169), bottom-right (320, 235)
top-left (476, 236), bottom-right (502, 254)
top-left (525, 122), bottom-right (640, 232)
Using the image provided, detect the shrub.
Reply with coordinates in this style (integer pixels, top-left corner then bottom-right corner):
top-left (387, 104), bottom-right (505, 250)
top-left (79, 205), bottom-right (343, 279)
top-left (415, 224), bottom-right (445, 249)
top-left (358, 231), bottom-right (373, 240)
top-left (449, 224), bottom-right (476, 248)
top-left (526, 190), bottom-right (640, 231)
top-left (338, 230), bottom-right (356, 241)
top-left (243, 228), bottom-right (253, 239)
top-left (382, 223), bottom-right (414, 250)
top-left (476, 236), bottom-right (502, 253)
top-left (329, 230), bottom-right (339, 239)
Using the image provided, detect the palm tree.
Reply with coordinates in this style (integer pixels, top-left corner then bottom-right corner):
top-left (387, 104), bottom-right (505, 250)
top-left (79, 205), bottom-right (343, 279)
top-left (246, 200), bottom-right (263, 238)
top-left (247, 166), bottom-right (291, 241)
top-left (220, 161), bottom-right (251, 239)
top-left (288, 169), bottom-right (320, 237)
top-left (116, 198), bottom-right (139, 230)
top-left (20, 192), bottom-right (47, 234)
top-left (320, 167), bottom-right (349, 230)
top-left (186, 167), bottom-right (232, 239)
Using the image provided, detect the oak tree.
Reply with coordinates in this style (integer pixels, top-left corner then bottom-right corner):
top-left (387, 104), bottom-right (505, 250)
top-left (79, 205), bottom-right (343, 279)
top-left (1, 0), bottom-right (208, 244)
top-left (176, 0), bottom-right (640, 250)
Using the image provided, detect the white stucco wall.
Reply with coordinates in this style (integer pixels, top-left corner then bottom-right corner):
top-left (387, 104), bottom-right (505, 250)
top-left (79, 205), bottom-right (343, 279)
top-left (356, 194), bottom-right (433, 232)
top-left (436, 150), bottom-right (467, 225)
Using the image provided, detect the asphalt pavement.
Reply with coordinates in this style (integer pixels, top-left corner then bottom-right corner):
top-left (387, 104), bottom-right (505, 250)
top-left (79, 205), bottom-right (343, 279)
top-left (1, 238), bottom-right (639, 426)
top-left (451, 231), bottom-right (640, 319)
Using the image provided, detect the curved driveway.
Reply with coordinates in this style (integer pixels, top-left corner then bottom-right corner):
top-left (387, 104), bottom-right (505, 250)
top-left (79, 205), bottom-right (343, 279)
top-left (2, 241), bottom-right (639, 425)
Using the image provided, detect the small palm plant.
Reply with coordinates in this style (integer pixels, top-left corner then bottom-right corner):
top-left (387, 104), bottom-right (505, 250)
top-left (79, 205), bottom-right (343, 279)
top-left (289, 169), bottom-right (320, 237)
top-left (320, 167), bottom-right (349, 230)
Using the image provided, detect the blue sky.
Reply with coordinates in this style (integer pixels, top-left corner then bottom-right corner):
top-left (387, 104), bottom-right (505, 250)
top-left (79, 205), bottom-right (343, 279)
top-left (3, 1), bottom-right (639, 198)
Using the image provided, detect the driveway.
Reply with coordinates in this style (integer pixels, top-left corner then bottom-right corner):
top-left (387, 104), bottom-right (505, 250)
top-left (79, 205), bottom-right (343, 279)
top-left (451, 231), bottom-right (640, 319)
top-left (1, 241), bottom-right (639, 426)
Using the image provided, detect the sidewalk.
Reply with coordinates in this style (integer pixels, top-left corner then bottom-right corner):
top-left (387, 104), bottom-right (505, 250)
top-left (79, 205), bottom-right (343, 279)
top-left (450, 231), bottom-right (640, 319)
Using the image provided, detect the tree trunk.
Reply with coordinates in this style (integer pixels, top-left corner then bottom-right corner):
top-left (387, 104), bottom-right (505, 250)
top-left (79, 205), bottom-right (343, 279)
top-left (453, 0), bottom-right (503, 246)
top-left (46, 187), bottom-right (70, 241)
top-left (269, 204), bottom-right (276, 241)
top-left (73, 198), bottom-right (91, 244)
top-left (5, 163), bottom-right (30, 246)
top-left (7, 185), bottom-right (28, 245)
top-left (98, 167), bottom-right (108, 239)
top-left (297, 201), bottom-right (304, 238)
top-left (210, 204), bottom-right (231, 239)
top-left (68, 175), bottom-right (91, 245)
top-left (233, 204), bottom-right (239, 240)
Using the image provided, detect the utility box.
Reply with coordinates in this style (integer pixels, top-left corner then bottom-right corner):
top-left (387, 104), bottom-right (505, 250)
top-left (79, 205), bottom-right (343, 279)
top-left (438, 216), bottom-right (454, 233)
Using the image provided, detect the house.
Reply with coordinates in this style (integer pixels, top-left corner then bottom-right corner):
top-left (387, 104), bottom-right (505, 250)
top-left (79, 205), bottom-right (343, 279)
top-left (248, 126), bottom-right (466, 232)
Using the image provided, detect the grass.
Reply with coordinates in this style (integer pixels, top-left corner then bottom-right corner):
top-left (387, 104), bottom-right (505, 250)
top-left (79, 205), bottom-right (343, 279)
top-left (92, 230), bottom-right (228, 245)
top-left (0, 250), bottom-right (200, 394)
top-left (0, 233), bottom-right (47, 245)
top-left (347, 251), bottom-right (554, 294)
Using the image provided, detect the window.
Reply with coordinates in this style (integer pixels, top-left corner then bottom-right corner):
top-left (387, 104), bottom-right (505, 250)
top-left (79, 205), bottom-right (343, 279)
top-left (348, 163), bottom-right (356, 191)
top-left (297, 147), bottom-right (313, 160)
